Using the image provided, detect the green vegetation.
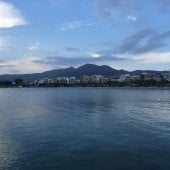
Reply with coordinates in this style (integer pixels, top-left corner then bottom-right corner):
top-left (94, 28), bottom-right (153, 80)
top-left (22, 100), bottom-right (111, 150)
top-left (79, 79), bottom-right (170, 88)
top-left (0, 81), bottom-right (13, 87)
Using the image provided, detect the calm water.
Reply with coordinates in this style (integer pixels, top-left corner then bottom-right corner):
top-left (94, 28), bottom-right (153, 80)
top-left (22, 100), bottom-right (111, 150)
top-left (0, 88), bottom-right (170, 170)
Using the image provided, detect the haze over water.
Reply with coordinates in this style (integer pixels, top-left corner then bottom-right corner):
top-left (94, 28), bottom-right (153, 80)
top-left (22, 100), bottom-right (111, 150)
top-left (0, 88), bottom-right (170, 170)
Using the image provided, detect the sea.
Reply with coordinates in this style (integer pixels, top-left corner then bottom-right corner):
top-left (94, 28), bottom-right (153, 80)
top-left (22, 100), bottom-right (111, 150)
top-left (0, 88), bottom-right (170, 170)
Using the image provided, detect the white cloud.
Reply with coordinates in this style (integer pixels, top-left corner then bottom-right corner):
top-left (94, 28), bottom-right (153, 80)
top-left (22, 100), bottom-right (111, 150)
top-left (27, 42), bottom-right (40, 50)
top-left (0, 57), bottom-right (52, 74)
top-left (60, 20), bottom-right (95, 31)
top-left (127, 15), bottom-right (138, 22)
top-left (132, 52), bottom-right (170, 63)
top-left (0, 0), bottom-right (27, 28)
top-left (90, 53), bottom-right (101, 58)
top-left (14, 59), bottom-right (50, 73)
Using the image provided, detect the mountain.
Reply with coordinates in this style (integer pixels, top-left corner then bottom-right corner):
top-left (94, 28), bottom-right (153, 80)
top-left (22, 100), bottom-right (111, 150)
top-left (42, 63), bottom-right (130, 78)
top-left (131, 70), bottom-right (161, 75)
top-left (0, 63), bottom-right (164, 82)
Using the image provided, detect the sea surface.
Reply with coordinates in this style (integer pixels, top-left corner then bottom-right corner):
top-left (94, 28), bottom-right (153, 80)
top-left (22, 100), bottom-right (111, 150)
top-left (0, 88), bottom-right (170, 170)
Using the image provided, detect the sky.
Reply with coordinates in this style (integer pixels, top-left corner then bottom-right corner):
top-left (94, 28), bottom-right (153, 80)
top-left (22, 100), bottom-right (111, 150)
top-left (0, 0), bottom-right (170, 74)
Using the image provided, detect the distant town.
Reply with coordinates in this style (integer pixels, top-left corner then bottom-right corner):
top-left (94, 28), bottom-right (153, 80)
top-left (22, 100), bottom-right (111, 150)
top-left (1, 71), bottom-right (170, 88)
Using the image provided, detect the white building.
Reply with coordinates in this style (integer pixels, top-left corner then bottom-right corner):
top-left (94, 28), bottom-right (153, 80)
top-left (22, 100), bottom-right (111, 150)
top-left (80, 76), bottom-right (90, 84)
top-left (38, 78), bottom-right (51, 84)
top-left (119, 74), bottom-right (131, 82)
top-left (90, 75), bottom-right (104, 84)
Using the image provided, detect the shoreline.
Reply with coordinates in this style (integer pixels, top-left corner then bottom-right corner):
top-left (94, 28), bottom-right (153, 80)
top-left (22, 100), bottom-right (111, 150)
top-left (0, 86), bottom-right (170, 90)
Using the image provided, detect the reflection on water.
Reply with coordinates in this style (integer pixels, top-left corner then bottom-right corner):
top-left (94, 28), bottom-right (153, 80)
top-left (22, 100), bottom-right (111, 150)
top-left (0, 135), bottom-right (19, 169)
top-left (0, 88), bottom-right (170, 170)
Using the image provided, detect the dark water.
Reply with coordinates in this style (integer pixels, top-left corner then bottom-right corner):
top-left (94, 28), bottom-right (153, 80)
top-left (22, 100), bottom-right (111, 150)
top-left (0, 88), bottom-right (170, 170)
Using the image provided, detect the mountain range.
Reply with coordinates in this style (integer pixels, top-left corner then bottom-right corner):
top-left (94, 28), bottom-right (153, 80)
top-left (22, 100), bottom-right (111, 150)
top-left (0, 64), bottom-right (166, 82)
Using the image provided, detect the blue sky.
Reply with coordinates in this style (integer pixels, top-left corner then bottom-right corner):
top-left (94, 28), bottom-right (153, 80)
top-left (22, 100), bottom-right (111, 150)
top-left (0, 0), bottom-right (170, 74)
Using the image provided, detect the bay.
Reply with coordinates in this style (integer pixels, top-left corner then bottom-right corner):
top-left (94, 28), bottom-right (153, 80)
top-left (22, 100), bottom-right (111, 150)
top-left (0, 88), bottom-right (170, 170)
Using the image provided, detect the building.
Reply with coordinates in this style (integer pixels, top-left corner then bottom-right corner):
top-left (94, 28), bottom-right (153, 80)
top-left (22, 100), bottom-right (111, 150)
top-left (38, 78), bottom-right (51, 84)
top-left (69, 77), bottom-right (77, 85)
top-left (90, 75), bottom-right (104, 84)
top-left (162, 71), bottom-right (170, 81)
top-left (153, 74), bottom-right (163, 82)
top-left (140, 73), bottom-right (153, 80)
top-left (80, 75), bottom-right (90, 84)
top-left (119, 74), bottom-right (131, 82)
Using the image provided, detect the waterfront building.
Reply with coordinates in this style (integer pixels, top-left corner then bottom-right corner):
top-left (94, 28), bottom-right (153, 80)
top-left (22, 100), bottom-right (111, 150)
top-left (152, 74), bottom-right (163, 82)
top-left (90, 75), bottom-right (104, 84)
top-left (162, 71), bottom-right (170, 81)
top-left (69, 77), bottom-right (76, 85)
top-left (140, 73), bottom-right (153, 80)
top-left (80, 76), bottom-right (90, 84)
top-left (38, 78), bottom-right (51, 84)
top-left (119, 74), bottom-right (131, 82)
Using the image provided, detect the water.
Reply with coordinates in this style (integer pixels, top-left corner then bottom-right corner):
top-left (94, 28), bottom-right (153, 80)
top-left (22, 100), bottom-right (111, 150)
top-left (0, 88), bottom-right (170, 170)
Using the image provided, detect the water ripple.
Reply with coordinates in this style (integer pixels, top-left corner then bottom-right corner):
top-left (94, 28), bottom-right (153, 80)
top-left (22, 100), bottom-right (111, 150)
top-left (0, 88), bottom-right (170, 169)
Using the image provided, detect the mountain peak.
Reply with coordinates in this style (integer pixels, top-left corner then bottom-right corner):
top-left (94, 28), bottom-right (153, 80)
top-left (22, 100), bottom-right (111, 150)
top-left (77, 63), bottom-right (98, 69)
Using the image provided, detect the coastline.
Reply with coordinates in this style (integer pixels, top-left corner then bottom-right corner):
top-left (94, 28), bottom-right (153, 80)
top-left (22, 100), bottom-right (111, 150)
top-left (0, 86), bottom-right (170, 90)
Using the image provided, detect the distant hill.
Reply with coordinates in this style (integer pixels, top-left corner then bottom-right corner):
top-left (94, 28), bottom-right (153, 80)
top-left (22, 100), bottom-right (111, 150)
top-left (0, 63), bottom-right (165, 82)
top-left (130, 70), bottom-right (161, 76)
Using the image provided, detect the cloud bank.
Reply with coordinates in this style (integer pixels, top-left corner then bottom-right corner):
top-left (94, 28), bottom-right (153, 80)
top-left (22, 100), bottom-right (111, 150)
top-left (115, 29), bottom-right (170, 54)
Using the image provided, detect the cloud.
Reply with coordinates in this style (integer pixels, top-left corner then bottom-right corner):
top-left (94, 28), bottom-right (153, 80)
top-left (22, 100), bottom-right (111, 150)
top-left (95, 0), bottom-right (137, 19)
top-left (59, 20), bottom-right (95, 31)
top-left (32, 53), bottom-right (128, 67)
top-left (94, 0), bottom-right (170, 29)
top-left (0, 0), bottom-right (27, 28)
top-left (132, 52), bottom-right (170, 64)
top-left (127, 15), bottom-right (137, 22)
top-left (0, 64), bottom-right (15, 68)
top-left (27, 42), bottom-right (40, 50)
top-left (0, 59), bottom-right (5, 63)
top-left (0, 52), bottom-right (169, 74)
top-left (90, 53), bottom-right (102, 58)
top-left (115, 29), bottom-right (170, 54)
top-left (65, 47), bottom-right (80, 52)
top-left (0, 58), bottom-right (51, 74)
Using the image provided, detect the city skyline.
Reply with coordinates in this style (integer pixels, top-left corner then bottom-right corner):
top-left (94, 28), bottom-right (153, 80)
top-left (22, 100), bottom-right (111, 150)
top-left (0, 0), bottom-right (170, 74)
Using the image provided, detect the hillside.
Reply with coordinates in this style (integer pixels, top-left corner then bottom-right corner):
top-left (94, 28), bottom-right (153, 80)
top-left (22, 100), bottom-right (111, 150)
top-left (0, 63), bottom-right (164, 82)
